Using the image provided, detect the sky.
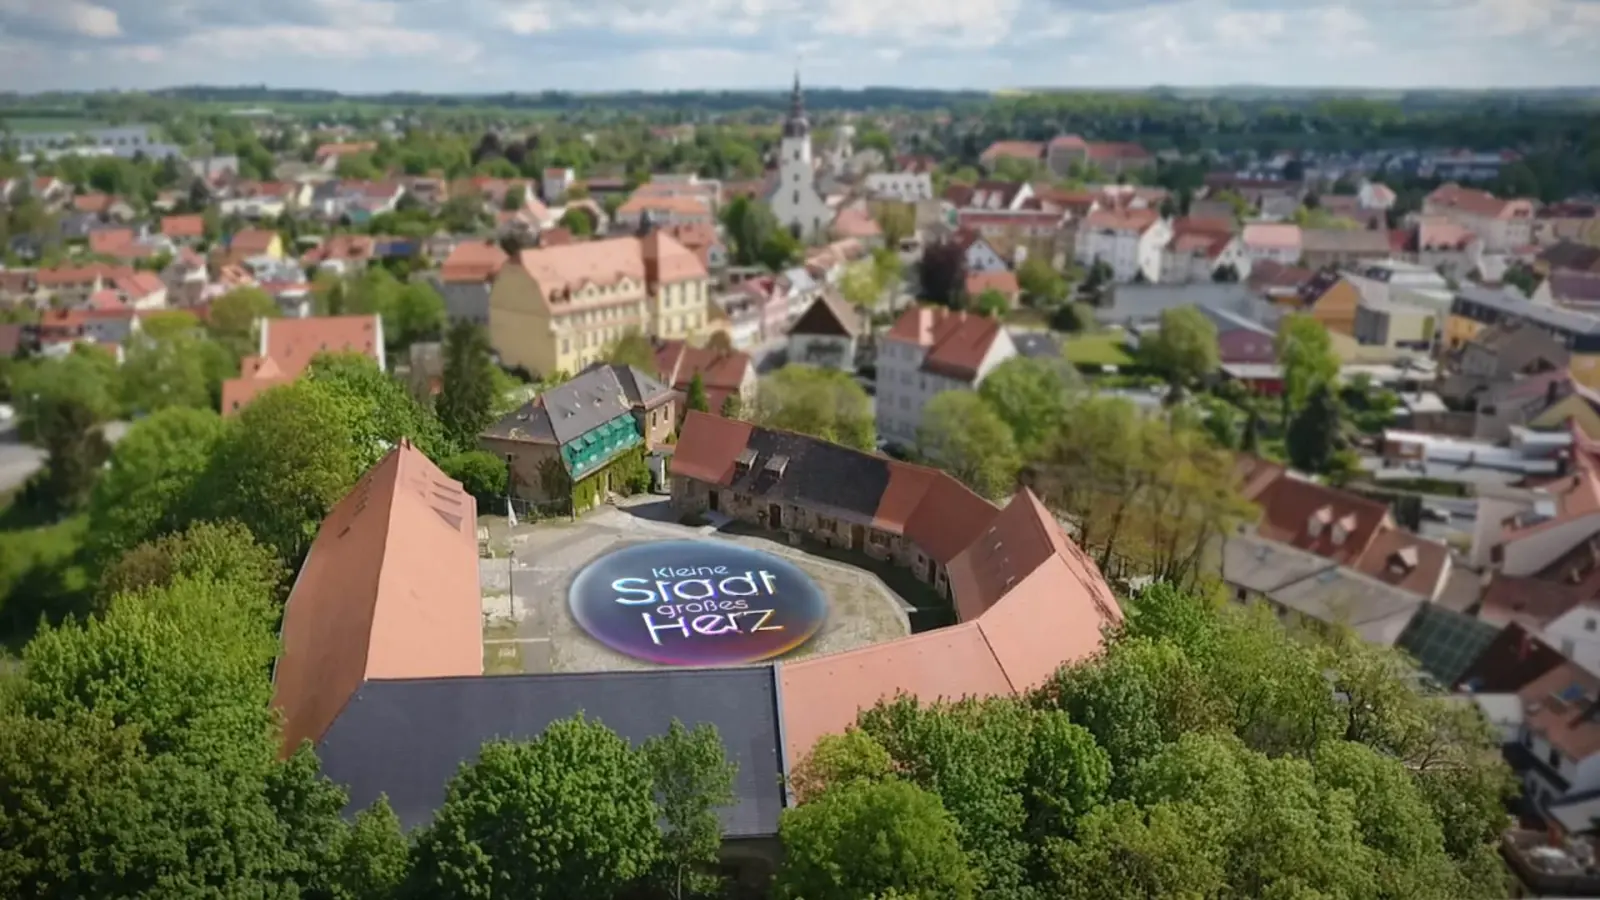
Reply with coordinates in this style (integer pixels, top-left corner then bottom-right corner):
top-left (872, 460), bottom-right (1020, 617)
top-left (0, 0), bottom-right (1599, 93)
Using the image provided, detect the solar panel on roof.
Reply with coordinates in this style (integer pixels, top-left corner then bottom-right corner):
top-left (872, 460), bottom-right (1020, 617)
top-left (1560, 683), bottom-right (1587, 703)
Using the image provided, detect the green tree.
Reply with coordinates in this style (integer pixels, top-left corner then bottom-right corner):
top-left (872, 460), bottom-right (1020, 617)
top-left (10, 348), bottom-right (120, 432)
top-left (603, 328), bottom-right (658, 373)
top-left (686, 372), bottom-right (710, 413)
top-left (1240, 408), bottom-right (1261, 453)
top-left (1286, 382), bottom-right (1341, 473)
top-left (977, 356), bottom-right (1075, 456)
top-left (974, 288), bottom-right (1011, 318)
top-left (199, 380), bottom-right (367, 564)
top-left (1275, 313), bottom-right (1339, 416)
top-left (749, 366), bottom-right (875, 450)
top-left (917, 391), bottom-right (1019, 499)
top-left (389, 281), bottom-right (448, 349)
top-left (120, 332), bottom-right (233, 413)
top-left (1045, 800), bottom-right (1224, 900)
top-left (502, 184), bottom-right (526, 211)
top-left (560, 207), bottom-right (595, 238)
top-left (643, 721), bottom-right (738, 899)
top-left (872, 246), bottom-right (905, 292)
top-left (776, 779), bottom-right (977, 900)
top-left (138, 309), bottom-right (202, 340)
top-left (719, 393), bottom-right (742, 418)
top-left (840, 260), bottom-right (882, 309)
top-left (322, 796), bottom-right (412, 900)
top-left (408, 717), bottom-right (663, 899)
top-left (96, 519), bottom-right (287, 611)
top-left (872, 202), bottom-right (916, 248)
top-left (205, 286), bottom-right (280, 359)
top-left (437, 320), bottom-right (500, 452)
top-left (84, 406), bottom-right (228, 567)
top-left (440, 450), bottom-right (509, 501)
top-left (1142, 306), bottom-right (1220, 386)
top-left (305, 352), bottom-right (449, 467)
top-left (1016, 256), bottom-right (1068, 306)
top-left (31, 390), bottom-right (111, 515)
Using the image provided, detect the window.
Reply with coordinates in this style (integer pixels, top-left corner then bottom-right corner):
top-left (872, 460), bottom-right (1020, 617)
top-left (1549, 747), bottom-right (1562, 769)
top-left (1563, 638), bottom-right (1576, 657)
top-left (793, 190), bottom-right (800, 205)
top-left (1586, 618), bottom-right (1596, 633)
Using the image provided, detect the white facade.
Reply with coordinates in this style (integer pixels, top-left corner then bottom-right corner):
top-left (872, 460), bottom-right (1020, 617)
top-left (863, 172), bottom-right (934, 202)
top-left (875, 329), bottom-right (1016, 447)
top-left (788, 332), bottom-right (857, 371)
top-left (1076, 219), bottom-right (1171, 282)
top-left (768, 77), bottom-right (832, 243)
top-left (963, 238), bottom-right (1010, 274)
top-left (1160, 237), bottom-right (1249, 284)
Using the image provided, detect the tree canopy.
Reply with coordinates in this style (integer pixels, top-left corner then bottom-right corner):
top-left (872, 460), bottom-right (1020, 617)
top-left (750, 366), bottom-right (875, 451)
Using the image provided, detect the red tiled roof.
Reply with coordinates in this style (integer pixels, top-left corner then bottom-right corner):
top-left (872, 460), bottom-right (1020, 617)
top-left (221, 315), bottom-right (384, 414)
top-left (1254, 476), bottom-right (1390, 567)
top-left (1082, 207), bottom-right (1160, 233)
top-left (161, 215), bottom-right (205, 239)
top-left (641, 230), bottom-right (708, 284)
top-left (271, 440), bottom-right (481, 754)
top-left (315, 141), bottom-right (377, 160)
top-left (885, 305), bottom-right (1004, 383)
top-left (979, 141), bottom-right (1044, 163)
top-left (965, 270), bottom-right (1019, 299)
top-left (439, 241), bottom-right (508, 283)
top-left (88, 228), bottom-right (137, 256)
top-left (1518, 663), bottom-right (1600, 760)
top-left (1427, 183), bottom-right (1534, 220)
top-left (230, 229), bottom-right (279, 255)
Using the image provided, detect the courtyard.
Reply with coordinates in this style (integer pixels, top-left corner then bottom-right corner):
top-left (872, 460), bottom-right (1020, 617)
top-left (478, 499), bottom-right (915, 676)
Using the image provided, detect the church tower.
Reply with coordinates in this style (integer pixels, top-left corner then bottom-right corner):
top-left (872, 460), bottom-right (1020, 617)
top-left (768, 71), bottom-right (830, 243)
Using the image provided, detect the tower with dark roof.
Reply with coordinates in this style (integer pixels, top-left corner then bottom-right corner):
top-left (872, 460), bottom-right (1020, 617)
top-left (768, 70), bottom-right (831, 244)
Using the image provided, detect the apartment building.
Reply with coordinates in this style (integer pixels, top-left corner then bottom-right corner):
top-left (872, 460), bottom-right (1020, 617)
top-left (1423, 183), bottom-right (1536, 252)
top-left (876, 305), bottom-right (1015, 448)
top-left (1074, 208), bottom-right (1169, 282)
top-left (488, 233), bottom-right (709, 378)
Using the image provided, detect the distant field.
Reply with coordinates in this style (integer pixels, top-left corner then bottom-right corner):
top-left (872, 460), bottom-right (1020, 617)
top-left (0, 117), bottom-right (110, 134)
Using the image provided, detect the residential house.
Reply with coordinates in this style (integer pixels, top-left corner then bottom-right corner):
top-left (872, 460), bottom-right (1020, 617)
top-left (778, 267), bottom-right (823, 326)
top-left (707, 290), bottom-right (765, 350)
top-left (1441, 322), bottom-right (1569, 403)
top-left (951, 229), bottom-right (1010, 274)
top-left (1354, 295), bottom-right (1440, 351)
top-left (802, 239), bottom-right (866, 286)
top-left (481, 363), bottom-right (674, 506)
top-left (641, 230), bottom-right (712, 342)
top-left (1045, 135), bottom-right (1154, 179)
top-left (218, 182), bottom-right (304, 220)
top-left (876, 305), bottom-right (1016, 448)
top-left (1298, 229), bottom-right (1393, 270)
top-left (786, 292), bottom-right (863, 371)
top-left (955, 210), bottom-right (1067, 269)
top-left (863, 172), bottom-right (934, 203)
top-left (1074, 208), bottom-right (1169, 282)
top-left (1470, 369), bottom-right (1594, 441)
top-left (654, 339), bottom-right (756, 414)
top-left (1471, 441), bottom-right (1600, 579)
top-left (978, 141), bottom-right (1045, 171)
top-left (1222, 532), bottom-right (1427, 646)
top-left (541, 167), bottom-right (576, 204)
top-left (87, 227), bottom-right (164, 263)
top-left (1423, 183), bottom-right (1536, 252)
top-left (1539, 241), bottom-right (1600, 277)
top-left (434, 241), bottom-right (508, 326)
top-left (1315, 195), bottom-right (1386, 230)
top-left (34, 264), bottom-right (116, 306)
top-left (1099, 283), bottom-right (1281, 333)
top-left (1241, 223), bottom-right (1303, 267)
top-left (730, 275), bottom-right (789, 343)
top-left (71, 192), bottom-right (135, 221)
top-left (1160, 217), bottom-right (1247, 283)
top-left (1200, 305), bottom-right (1278, 364)
top-left (313, 141), bottom-right (377, 171)
top-left (220, 315), bottom-right (386, 413)
top-left (161, 248), bottom-right (211, 307)
top-left (614, 194), bottom-right (715, 230)
top-left (1539, 271), bottom-right (1600, 310)
top-left (1509, 662), bottom-right (1600, 811)
top-left (0, 269), bottom-right (37, 307)
top-left (1533, 202), bottom-right (1600, 248)
top-left (1293, 272), bottom-right (1364, 336)
top-left (1446, 287), bottom-right (1600, 379)
top-left (661, 223), bottom-right (727, 275)
top-left (965, 270), bottom-right (1021, 307)
top-left (488, 234), bottom-right (706, 377)
top-left (1247, 259), bottom-right (1317, 303)
top-left (228, 228), bottom-right (285, 261)
top-left (160, 215), bottom-right (206, 244)
top-left (1358, 181), bottom-right (1398, 211)
top-left (829, 207), bottom-right (883, 249)
top-left (33, 307), bottom-right (141, 358)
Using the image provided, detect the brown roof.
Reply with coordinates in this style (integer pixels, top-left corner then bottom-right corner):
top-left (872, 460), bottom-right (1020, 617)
top-left (831, 207), bottom-right (882, 240)
top-left (161, 215), bottom-right (205, 239)
top-left (669, 412), bottom-right (754, 484)
top-left (789, 292), bottom-right (862, 338)
top-left (221, 315), bottom-right (384, 414)
top-left (230, 229), bottom-right (279, 255)
top-left (1255, 476), bottom-right (1390, 566)
top-left (1082, 207), bottom-right (1160, 234)
top-left (1234, 454), bottom-right (1287, 502)
top-left (1353, 527), bottom-right (1450, 598)
top-left (72, 192), bottom-right (119, 213)
top-left (618, 194), bottom-right (712, 219)
top-left (88, 228), bottom-right (137, 256)
top-left (1086, 141), bottom-right (1151, 162)
top-left (1247, 259), bottom-right (1316, 293)
top-left (654, 340), bottom-right (751, 411)
top-left (965, 270), bottom-right (1020, 299)
top-left (1456, 622), bottom-right (1566, 693)
top-left (315, 141), bottom-right (377, 160)
top-left (440, 241), bottom-right (508, 283)
top-left (1427, 183), bottom-right (1534, 220)
top-left (271, 440), bottom-right (481, 754)
top-left (1519, 662), bottom-right (1600, 761)
top-left (884, 305), bottom-right (1004, 383)
top-left (980, 141), bottom-right (1045, 163)
top-left (641, 230), bottom-right (709, 284)
top-left (514, 236), bottom-right (648, 297)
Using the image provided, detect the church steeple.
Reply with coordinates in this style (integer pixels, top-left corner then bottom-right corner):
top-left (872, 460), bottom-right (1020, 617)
top-left (783, 70), bottom-right (809, 139)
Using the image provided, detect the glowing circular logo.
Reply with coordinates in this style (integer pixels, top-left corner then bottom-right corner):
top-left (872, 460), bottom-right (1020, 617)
top-left (568, 540), bottom-right (828, 666)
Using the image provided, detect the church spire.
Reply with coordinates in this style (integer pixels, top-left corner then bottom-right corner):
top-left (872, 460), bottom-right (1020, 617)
top-left (783, 69), bottom-right (809, 139)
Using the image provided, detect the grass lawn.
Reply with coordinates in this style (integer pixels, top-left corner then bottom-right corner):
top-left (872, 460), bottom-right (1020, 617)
top-left (1063, 332), bottom-right (1135, 367)
top-left (0, 495), bottom-right (91, 652)
top-left (0, 117), bottom-right (111, 134)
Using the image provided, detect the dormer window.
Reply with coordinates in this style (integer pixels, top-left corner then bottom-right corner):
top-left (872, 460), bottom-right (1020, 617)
top-left (1306, 506), bottom-right (1334, 539)
top-left (1331, 513), bottom-right (1358, 546)
top-left (1388, 546), bottom-right (1419, 575)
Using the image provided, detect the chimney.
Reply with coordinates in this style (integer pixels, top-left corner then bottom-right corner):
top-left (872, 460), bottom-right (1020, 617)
top-left (1519, 631), bottom-right (1532, 662)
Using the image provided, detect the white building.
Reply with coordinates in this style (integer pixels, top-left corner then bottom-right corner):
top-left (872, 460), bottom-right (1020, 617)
top-left (863, 172), bottom-right (934, 203)
top-left (1075, 208), bottom-right (1170, 282)
top-left (542, 167), bottom-right (575, 204)
top-left (787, 293), bottom-right (863, 371)
top-left (876, 305), bottom-right (1015, 448)
top-left (1422, 184), bottom-right (1535, 253)
top-left (767, 74), bottom-right (832, 243)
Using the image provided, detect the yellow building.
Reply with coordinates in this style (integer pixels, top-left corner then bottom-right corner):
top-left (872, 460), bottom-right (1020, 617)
top-left (488, 233), bottom-right (709, 378)
top-left (1443, 314), bottom-right (1486, 351)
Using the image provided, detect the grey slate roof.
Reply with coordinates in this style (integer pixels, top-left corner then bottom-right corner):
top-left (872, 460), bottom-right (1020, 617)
top-left (483, 365), bottom-right (634, 446)
top-left (1100, 284), bottom-right (1281, 330)
top-left (315, 667), bottom-right (787, 837)
top-left (1221, 532), bottom-right (1424, 646)
top-left (1456, 285), bottom-right (1600, 336)
top-left (583, 361), bottom-right (672, 408)
top-left (428, 277), bottom-right (491, 323)
top-left (1009, 330), bottom-right (1063, 360)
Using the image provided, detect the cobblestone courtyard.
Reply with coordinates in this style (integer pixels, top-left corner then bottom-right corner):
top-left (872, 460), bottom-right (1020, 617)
top-left (478, 499), bottom-right (913, 675)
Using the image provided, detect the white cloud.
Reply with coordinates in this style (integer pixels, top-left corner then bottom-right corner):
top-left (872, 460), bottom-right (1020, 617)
top-left (1213, 10), bottom-right (1286, 49)
top-left (501, 2), bottom-right (552, 34)
top-left (180, 23), bottom-right (475, 60)
top-left (0, 0), bottom-right (121, 37)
